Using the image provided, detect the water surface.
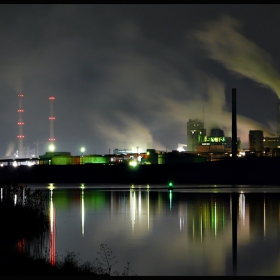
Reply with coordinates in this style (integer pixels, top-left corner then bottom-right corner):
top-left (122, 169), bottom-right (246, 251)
top-left (25, 184), bottom-right (280, 276)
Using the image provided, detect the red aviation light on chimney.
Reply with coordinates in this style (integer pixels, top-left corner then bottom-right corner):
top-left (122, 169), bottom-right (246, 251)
top-left (17, 93), bottom-right (24, 158)
top-left (49, 96), bottom-right (55, 144)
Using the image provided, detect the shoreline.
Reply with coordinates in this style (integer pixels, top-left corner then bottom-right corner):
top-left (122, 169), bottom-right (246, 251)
top-left (0, 157), bottom-right (280, 185)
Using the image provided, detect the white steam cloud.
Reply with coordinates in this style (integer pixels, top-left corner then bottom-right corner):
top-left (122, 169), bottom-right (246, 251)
top-left (88, 111), bottom-right (154, 153)
top-left (6, 141), bottom-right (15, 157)
top-left (193, 15), bottom-right (280, 98)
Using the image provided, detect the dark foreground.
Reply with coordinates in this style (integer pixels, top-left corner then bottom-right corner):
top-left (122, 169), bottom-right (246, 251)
top-left (0, 156), bottom-right (280, 185)
top-left (0, 247), bottom-right (108, 276)
top-left (0, 186), bottom-right (112, 276)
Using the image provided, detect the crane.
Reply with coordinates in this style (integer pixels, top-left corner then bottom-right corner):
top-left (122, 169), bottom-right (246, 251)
top-left (34, 141), bottom-right (48, 158)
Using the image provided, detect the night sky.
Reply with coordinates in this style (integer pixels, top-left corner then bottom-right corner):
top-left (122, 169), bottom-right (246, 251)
top-left (1, 4), bottom-right (280, 157)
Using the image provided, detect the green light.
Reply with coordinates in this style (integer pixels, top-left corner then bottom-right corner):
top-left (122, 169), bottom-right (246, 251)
top-left (129, 161), bottom-right (137, 167)
top-left (81, 147), bottom-right (85, 153)
top-left (208, 136), bottom-right (226, 143)
top-left (168, 182), bottom-right (173, 190)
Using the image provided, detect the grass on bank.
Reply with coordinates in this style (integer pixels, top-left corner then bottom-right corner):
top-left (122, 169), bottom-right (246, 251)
top-left (0, 183), bottom-right (137, 276)
top-left (1, 243), bottom-right (136, 276)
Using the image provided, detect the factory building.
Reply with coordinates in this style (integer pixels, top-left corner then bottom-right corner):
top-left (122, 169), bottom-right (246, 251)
top-left (33, 149), bottom-right (208, 166)
top-left (263, 136), bottom-right (280, 149)
top-left (249, 130), bottom-right (264, 154)
top-left (187, 119), bottom-right (206, 151)
top-left (113, 148), bottom-right (132, 155)
top-left (158, 150), bottom-right (206, 164)
top-left (248, 130), bottom-right (280, 157)
top-left (39, 152), bottom-right (75, 165)
top-left (141, 149), bottom-right (206, 164)
top-left (263, 136), bottom-right (280, 156)
top-left (196, 128), bottom-right (241, 160)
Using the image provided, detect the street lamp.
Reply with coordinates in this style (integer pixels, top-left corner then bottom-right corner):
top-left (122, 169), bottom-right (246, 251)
top-left (81, 147), bottom-right (85, 164)
top-left (49, 144), bottom-right (55, 152)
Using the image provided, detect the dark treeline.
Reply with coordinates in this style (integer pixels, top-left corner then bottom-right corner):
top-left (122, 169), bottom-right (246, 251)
top-left (0, 156), bottom-right (280, 185)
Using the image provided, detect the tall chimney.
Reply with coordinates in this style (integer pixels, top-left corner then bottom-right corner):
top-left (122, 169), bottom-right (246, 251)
top-left (277, 98), bottom-right (280, 136)
top-left (17, 94), bottom-right (24, 158)
top-left (49, 96), bottom-right (55, 145)
top-left (232, 88), bottom-right (237, 158)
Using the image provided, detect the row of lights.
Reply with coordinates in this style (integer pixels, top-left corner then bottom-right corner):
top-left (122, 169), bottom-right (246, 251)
top-left (48, 146), bottom-right (143, 156)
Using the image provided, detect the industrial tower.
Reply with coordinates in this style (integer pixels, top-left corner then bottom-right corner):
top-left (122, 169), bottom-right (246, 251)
top-left (49, 97), bottom-right (55, 149)
top-left (232, 88), bottom-right (237, 158)
top-left (187, 119), bottom-right (206, 151)
top-left (277, 98), bottom-right (280, 136)
top-left (17, 94), bottom-right (24, 158)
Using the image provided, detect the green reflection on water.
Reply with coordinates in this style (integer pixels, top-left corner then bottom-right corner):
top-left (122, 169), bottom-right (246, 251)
top-left (51, 189), bottom-right (107, 210)
top-left (84, 190), bottom-right (107, 210)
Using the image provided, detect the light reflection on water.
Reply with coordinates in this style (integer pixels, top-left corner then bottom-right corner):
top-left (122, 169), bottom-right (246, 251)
top-left (26, 184), bottom-right (280, 276)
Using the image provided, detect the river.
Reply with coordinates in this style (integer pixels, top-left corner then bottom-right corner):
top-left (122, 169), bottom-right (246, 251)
top-left (22, 183), bottom-right (280, 276)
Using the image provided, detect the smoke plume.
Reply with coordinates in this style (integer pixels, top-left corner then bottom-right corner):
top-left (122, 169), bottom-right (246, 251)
top-left (193, 15), bottom-right (280, 98)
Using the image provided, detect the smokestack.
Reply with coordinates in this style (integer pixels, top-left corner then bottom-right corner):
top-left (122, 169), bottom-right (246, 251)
top-left (232, 88), bottom-right (237, 158)
top-left (277, 98), bottom-right (280, 137)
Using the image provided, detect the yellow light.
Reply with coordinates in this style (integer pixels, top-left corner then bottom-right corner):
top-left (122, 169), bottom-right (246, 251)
top-left (48, 183), bottom-right (55, 190)
top-left (129, 161), bottom-right (137, 167)
top-left (49, 144), bottom-right (55, 152)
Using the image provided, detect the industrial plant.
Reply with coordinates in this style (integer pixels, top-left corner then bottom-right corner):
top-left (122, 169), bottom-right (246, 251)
top-left (2, 88), bottom-right (280, 166)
